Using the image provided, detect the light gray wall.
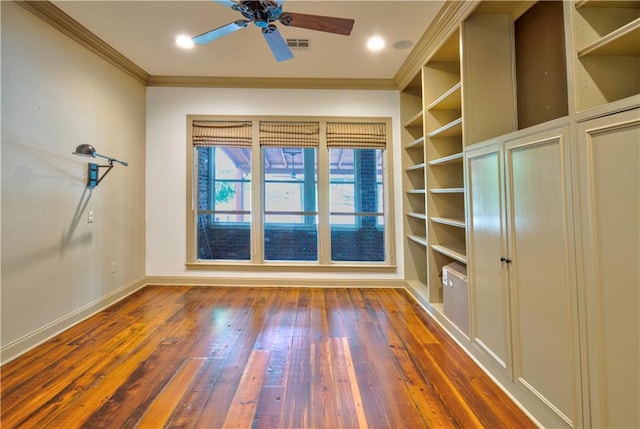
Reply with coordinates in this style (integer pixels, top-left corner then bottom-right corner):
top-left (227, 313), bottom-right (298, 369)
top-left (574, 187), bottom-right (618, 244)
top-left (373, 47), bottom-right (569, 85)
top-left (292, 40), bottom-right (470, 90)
top-left (1, 2), bottom-right (146, 362)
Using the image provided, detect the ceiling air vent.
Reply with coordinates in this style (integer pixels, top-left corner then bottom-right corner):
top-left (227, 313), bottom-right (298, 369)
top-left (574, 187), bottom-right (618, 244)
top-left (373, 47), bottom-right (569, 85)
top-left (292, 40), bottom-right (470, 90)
top-left (286, 38), bottom-right (310, 50)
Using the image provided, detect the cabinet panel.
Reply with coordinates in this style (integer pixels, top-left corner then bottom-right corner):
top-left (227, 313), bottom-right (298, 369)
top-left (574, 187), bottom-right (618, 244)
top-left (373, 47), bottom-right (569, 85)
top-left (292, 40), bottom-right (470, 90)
top-left (466, 144), bottom-right (510, 372)
top-left (577, 108), bottom-right (640, 429)
top-left (505, 128), bottom-right (581, 427)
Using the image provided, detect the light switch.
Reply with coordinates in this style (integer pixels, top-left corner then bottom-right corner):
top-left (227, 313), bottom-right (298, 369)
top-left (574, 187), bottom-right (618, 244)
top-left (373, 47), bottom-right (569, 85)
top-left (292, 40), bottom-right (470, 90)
top-left (88, 211), bottom-right (94, 223)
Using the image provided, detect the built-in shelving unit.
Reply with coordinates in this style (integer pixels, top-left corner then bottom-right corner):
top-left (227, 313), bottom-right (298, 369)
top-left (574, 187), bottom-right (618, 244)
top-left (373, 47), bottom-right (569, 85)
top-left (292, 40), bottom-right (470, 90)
top-left (401, 71), bottom-right (428, 292)
top-left (398, 1), bottom-right (640, 427)
top-left (423, 29), bottom-right (466, 304)
top-left (572, 0), bottom-right (640, 111)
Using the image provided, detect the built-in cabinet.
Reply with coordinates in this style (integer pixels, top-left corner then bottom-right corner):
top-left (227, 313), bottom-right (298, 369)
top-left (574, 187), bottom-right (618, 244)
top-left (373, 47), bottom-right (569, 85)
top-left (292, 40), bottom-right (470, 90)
top-left (465, 143), bottom-right (511, 373)
top-left (400, 0), bottom-right (640, 427)
top-left (575, 108), bottom-right (640, 429)
top-left (467, 127), bottom-right (582, 427)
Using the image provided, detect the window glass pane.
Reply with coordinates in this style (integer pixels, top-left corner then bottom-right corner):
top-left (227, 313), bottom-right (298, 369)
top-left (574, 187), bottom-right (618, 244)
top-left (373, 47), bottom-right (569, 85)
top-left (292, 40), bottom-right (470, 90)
top-left (331, 215), bottom-right (385, 262)
top-left (198, 214), bottom-right (251, 260)
top-left (265, 215), bottom-right (318, 261)
top-left (196, 146), bottom-right (251, 260)
top-left (329, 148), bottom-right (385, 261)
top-left (330, 183), bottom-right (355, 224)
top-left (263, 147), bottom-right (318, 261)
top-left (264, 182), bottom-right (303, 214)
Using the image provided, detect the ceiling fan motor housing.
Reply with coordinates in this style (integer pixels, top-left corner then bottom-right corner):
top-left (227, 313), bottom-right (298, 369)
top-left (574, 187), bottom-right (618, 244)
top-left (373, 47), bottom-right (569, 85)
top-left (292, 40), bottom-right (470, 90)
top-left (234, 1), bottom-right (283, 28)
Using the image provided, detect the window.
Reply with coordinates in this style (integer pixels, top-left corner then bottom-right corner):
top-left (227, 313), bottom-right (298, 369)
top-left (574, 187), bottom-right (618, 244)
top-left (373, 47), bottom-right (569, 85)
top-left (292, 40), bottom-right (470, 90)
top-left (187, 116), bottom-right (394, 269)
top-left (193, 121), bottom-right (252, 260)
top-left (261, 122), bottom-right (319, 261)
top-left (329, 148), bottom-right (385, 261)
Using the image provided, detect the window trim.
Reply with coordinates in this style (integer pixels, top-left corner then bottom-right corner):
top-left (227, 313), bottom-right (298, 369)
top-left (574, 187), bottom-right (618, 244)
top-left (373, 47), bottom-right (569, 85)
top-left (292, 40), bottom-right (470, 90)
top-left (186, 115), bottom-right (396, 271)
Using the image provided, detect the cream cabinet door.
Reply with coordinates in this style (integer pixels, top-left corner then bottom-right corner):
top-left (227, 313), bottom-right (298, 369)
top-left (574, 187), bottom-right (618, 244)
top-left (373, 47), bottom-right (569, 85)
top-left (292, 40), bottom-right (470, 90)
top-left (466, 143), bottom-right (512, 375)
top-left (576, 108), bottom-right (640, 429)
top-left (504, 126), bottom-right (582, 428)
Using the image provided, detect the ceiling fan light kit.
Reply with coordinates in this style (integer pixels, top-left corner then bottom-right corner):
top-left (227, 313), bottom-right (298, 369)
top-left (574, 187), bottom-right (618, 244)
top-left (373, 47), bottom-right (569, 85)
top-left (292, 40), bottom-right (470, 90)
top-left (191, 0), bottom-right (355, 62)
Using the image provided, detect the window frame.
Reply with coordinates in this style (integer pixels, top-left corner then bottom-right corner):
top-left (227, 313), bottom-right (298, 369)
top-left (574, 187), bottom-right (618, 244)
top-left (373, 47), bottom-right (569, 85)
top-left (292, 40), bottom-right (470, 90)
top-left (186, 115), bottom-right (396, 272)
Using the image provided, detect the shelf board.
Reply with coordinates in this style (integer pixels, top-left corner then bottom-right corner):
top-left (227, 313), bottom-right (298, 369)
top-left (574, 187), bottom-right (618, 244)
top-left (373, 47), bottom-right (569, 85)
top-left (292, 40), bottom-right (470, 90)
top-left (576, 0), bottom-right (640, 8)
top-left (428, 152), bottom-right (464, 166)
top-left (431, 244), bottom-right (467, 264)
top-left (578, 17), bottom-right (640, 57)
top-left (429, 187), bottom-right (464, 194)
top-left (404, 110), bottom-right (424, 128)
top-left (406, 189), bottom-right (427, 195)
top-left (430, 216), bottom-right (466, 228)
top-left (405, 162), bottom-right (426, 172)
top-left (408, 234), bottom-right (428, 247)
top-left (426, 82), bottom-right (462, 111)
top-left (428, 117), bottom-right (463, 138)
top-left (407, 212), bottom-right (428, 220)
top-left (404, 136), bottom-right (425, 149)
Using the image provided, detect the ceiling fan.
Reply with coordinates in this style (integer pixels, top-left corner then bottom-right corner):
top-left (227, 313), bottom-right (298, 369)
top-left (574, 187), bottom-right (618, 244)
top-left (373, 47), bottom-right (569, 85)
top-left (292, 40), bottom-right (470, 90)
top-left (191, 0), bottom-right (355, 62)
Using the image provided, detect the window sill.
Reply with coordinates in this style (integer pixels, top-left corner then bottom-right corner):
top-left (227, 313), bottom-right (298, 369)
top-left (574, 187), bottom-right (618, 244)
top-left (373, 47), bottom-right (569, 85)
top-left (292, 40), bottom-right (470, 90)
top-left (185, 261), bottom-right (398, 273)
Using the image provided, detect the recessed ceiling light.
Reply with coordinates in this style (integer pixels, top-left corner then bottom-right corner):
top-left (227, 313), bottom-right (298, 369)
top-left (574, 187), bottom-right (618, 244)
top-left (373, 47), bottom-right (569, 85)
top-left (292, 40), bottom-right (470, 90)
top-left (366, 36), bottom-right (385, 52)
top-left (175, 35), bottom-right (194, 49)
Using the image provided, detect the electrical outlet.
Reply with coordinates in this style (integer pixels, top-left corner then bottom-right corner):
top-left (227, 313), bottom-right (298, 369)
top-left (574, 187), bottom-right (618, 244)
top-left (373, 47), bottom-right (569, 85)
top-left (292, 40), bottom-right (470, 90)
top-left (110, 262), bottom-right (116, 273)
top-left (88, 211), bottom-right (94, 223)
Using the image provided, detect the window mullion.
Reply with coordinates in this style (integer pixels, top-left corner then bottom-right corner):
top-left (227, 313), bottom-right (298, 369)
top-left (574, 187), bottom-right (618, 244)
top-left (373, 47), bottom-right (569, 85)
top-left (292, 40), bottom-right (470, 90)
top-left (318, 122), bottom-right (331, 264)
top-left (251, 120), bottom-right (263, 264)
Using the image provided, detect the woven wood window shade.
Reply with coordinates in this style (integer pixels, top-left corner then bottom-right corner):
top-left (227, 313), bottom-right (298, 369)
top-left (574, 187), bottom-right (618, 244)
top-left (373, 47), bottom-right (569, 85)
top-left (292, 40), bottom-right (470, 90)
top-left (259, 122), bottom-right (320, 148)
top-left (327, 122), bottom-right (387, 149)
top-left (192, 121), bottom-right (253, 147)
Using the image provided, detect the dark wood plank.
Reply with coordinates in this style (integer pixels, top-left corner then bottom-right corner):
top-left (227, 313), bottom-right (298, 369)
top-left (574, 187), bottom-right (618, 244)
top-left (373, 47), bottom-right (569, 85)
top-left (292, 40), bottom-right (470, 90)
top-left (0, 286), bottom-right (536, 429)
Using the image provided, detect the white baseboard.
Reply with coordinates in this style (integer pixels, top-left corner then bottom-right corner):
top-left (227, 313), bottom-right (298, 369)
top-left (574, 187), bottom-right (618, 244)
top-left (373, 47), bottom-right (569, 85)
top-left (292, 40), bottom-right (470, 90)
top-left (0, 276), bottom-right (147, 365)
top-left (144, 275), bottom-right (406, 289)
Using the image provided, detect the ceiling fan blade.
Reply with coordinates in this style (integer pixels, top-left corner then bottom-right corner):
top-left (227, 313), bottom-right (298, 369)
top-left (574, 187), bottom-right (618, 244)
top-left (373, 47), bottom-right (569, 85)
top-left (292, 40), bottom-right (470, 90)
top-left (262, 26), bottom-right (294, 62)
top-left (212, 0), bottom-right (238, 8)
top-left (279, 12), bottom-right (354, 36)
top-left (192, 20), bottom-right (250, 45)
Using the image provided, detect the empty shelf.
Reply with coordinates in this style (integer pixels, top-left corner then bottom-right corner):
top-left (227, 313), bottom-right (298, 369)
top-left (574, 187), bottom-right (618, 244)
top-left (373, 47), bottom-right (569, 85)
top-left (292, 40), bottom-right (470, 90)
top-left (408, 234), bottom-right (428, 247)
top-left (431, 217), bottom-right (465, 228)
top-left (407, 189), bottom-right (427, 194)
top-left (428, 152), bottom-right (464, 166)
top-left (405, 162), bottom-right (426, 172)
top-left (578, 18), bottom-right (640, 57)
top-left (429, 188), bottom-right (464, 194)
top-left (431, 244), bottom-right (467, 264)
top-left (428, 118), bottom-right (463, 138)
top-left (404, 110), bottom-right (424, 128)
top-left (426, 82), bottom-right (462, 111)
top-left (407, 212), bottom-right (428, 220)
top-left (404, 136), bottom-right (425, 149)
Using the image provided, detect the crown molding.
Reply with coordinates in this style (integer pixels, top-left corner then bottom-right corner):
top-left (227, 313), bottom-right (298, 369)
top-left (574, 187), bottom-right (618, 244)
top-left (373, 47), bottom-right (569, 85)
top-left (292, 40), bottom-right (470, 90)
top-left (15, 0), bottom-right (150, 85)
top-left (147, 75), bottom-right (398, 90)
top-left (394, 0), bottom-right (478, 90)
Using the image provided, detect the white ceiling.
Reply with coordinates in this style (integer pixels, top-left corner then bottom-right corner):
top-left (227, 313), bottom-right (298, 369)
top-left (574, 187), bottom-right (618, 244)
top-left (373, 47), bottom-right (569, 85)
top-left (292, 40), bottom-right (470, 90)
top-left (52, 1), bottom-right (445, 80)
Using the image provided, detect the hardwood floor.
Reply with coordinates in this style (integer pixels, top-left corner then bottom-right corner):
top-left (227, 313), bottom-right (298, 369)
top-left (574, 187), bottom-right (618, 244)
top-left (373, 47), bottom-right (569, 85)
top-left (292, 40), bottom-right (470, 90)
top-left (1, 286), bottom-right (536, 428)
